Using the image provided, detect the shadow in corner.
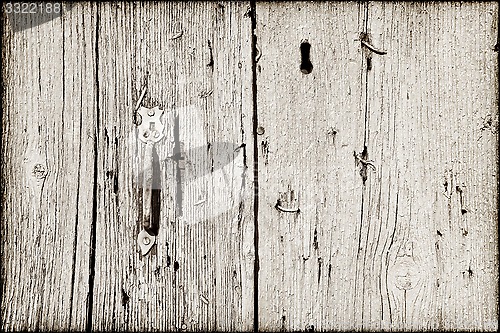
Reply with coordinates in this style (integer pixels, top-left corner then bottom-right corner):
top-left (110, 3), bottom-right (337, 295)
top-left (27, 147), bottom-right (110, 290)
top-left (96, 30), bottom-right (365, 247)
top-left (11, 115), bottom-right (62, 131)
top-left (5, 3), bottom-right (75, 33)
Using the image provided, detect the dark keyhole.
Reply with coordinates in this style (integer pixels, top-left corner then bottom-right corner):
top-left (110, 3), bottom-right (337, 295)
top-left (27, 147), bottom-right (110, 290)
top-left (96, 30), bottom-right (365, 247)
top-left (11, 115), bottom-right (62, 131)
top-left (300, 40), bottom-right (313, 74)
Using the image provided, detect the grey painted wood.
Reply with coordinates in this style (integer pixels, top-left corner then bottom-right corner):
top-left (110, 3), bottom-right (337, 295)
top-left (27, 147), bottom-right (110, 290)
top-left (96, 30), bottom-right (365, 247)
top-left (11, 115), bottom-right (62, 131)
top-left (1, 3), bottom-right (97, 331)
top-left (1, 1), bottom-right (498, 332)
top-left (92, 2), bottom-right (254, 331)
top-left (254, 2), bottom-right (367, 331)
top-left (362, 2), bottom-right (499, 331)
top-left (255, 1), bottom-right (498, 331)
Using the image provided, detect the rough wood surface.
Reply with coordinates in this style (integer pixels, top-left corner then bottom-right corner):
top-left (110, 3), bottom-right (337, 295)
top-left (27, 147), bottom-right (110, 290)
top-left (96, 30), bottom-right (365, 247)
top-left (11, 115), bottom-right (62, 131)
top-left (2, 1), bottom-right (498, 332)
top-left (92, 2), bottom-right (254, 331)
top-left (362, 2), bottom-right (499, 331)
top-left (1, 3), bottom-right (97, 331)
top-left (255, 1), bottom-right (498, 331)
top-left (254, 2), bottom-right (367, 331)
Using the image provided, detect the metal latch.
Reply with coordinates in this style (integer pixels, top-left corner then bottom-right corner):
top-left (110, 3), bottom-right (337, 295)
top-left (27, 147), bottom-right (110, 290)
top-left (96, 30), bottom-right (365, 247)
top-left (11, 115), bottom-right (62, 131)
top-left (135, 88), bottom-right (165, 255)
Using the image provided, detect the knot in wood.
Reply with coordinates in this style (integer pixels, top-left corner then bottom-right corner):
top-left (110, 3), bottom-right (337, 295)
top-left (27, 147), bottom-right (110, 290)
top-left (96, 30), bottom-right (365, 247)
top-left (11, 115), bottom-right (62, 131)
top-left (390, 256), bottom-right (421, 291)
top-left (32, 163), bottom-right (48, 179)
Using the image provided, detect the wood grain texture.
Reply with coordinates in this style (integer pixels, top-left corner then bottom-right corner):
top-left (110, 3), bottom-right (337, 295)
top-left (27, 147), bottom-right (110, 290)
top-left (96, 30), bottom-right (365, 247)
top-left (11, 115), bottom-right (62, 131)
top-left (362, 2), bottom-right (499, 331)
top-left (255, 2), bottom-right (367, 331)
top-left (2, 2), bottom-right (498, 332)
top-left (92, 2), bottom-right (254, 331)
top-left (255, 1), bottom-right (498, 331)
top-left (1, 3), bottom-right (97, 331)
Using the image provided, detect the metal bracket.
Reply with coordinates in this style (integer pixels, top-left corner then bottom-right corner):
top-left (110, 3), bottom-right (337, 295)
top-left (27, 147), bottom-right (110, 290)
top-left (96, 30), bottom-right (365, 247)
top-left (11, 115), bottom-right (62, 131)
top-left (138, 229), bottom-right (156, 256)
top-left (136, 104), bottom-right (165, 256)
top-left (137, 106), bottom-right (165, 143)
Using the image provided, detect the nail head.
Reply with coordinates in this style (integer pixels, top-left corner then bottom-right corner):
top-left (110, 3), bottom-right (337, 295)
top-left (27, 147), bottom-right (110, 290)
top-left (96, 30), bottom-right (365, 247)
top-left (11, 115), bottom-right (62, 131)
top-left (257, 126), bottom-right (265, 135)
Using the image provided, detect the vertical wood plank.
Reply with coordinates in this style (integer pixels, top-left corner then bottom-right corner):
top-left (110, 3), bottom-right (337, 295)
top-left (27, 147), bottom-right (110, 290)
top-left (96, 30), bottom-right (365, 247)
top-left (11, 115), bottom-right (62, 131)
top-left (256, 1), bottom-right (498, 331)
top-left (255, 2), bottom-right (366, 331)
top-left (1, 3), bottom-right (97, 331)
top-left (93, 2), bottom-right (254, 331)
top-left (361, 2), bottom-right (498, 331)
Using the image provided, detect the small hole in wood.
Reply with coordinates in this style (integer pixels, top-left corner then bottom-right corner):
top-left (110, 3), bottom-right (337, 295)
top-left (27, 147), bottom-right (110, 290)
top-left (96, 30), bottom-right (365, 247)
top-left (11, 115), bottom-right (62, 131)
top-left (300, 40), bottom-right (313, 74)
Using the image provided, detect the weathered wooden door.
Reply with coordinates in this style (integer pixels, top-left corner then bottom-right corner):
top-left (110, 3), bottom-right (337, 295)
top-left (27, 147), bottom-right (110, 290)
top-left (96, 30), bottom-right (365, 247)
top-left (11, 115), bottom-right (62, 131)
top-left (2, 2), bottom-right (498, 332)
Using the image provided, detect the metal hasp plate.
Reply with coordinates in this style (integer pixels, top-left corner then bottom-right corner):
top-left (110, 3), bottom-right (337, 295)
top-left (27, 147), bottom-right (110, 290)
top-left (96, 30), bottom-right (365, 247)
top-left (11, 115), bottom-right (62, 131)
top-left (136, 105), bottom-right (165, 255)
top-left (137, 106), bottom-right (165, 143)
top-left (138, 229), bottom-right (156, 256)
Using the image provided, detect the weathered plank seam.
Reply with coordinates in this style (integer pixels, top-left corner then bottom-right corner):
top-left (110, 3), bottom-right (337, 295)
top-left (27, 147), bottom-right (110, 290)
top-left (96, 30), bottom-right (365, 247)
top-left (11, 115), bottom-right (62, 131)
top-left (362, 2), bottom-right (370, 148)
top-left (38, 57), bottom-right (42, 95)
top-left (250, 1), bottom-right (259, 331)
top-left (86, 6), bottom-right (100, 332)
top-left (0, 17), bottom-right (8, 329)
top-left (68, 14), bottom-right (83, 327)
top-left (354, 3), bottom-right (370, 329)
top-left (386, 189), bottom-right (399, 325)
top-left (371, 169), bottom-right (384, 322)
top-left (379, 184), bottom-right (392, 323)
